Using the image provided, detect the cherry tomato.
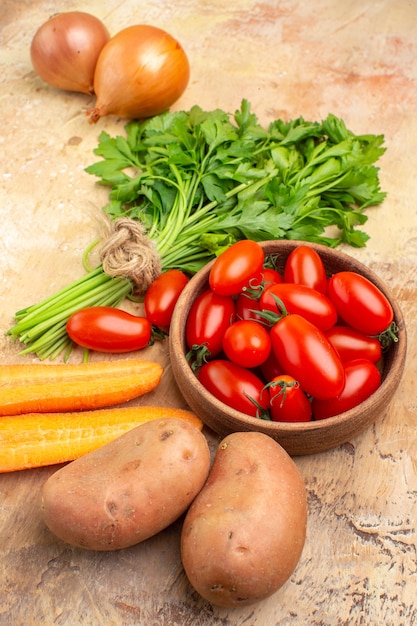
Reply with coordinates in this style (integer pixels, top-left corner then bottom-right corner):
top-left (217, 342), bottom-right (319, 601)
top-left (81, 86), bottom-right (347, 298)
top-left (222, 320), bottom-right (271, 368)
top-left (186, 289), bottom-right (235, 358)
top-left (209, 240), bottom-right (264, 296)
top-left (66, 306), bottom-right (151, 353)
top-left (260, 283), bottom-right (337, 331)
top-left (283, 245), bottom-right (327, 293)
top-left (327, 271), bottom-right (394, 335)
top-left (235, 292), bottom-right (264, 322)
top-left (198, 360), bottom-right (269, 417)
top-left (267, 375), bottom-right (312, 423)
top-left (312, 358), bottom-right (381, 419)
top-left (326, 325), bottom-right (382, 363)
top-left (270, 313), bottom-right (345, 399)
top-left (144, 269), bottom-right (188, 329)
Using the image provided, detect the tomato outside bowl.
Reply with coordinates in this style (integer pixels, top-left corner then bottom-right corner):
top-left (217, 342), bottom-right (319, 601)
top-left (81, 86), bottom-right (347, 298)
top-left (168, 240), bottom-right (407, 456)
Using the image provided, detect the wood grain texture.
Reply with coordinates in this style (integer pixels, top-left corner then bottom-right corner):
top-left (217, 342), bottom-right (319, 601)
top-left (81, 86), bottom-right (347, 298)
top-left (1, 1), bottom-right (416, 624)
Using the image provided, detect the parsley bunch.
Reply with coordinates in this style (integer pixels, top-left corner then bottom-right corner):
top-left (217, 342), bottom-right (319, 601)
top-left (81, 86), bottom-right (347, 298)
top-left (87, 99), bottom-right (386, 270)
top-left (8, 100), bottom-right (386, 360)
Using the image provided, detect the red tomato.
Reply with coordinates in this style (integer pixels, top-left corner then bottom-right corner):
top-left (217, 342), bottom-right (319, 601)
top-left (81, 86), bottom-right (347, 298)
top-left (186, 289), bottom-right (235, 358)
top-left (261, 267), bottom-right (283, 287)
top-left (312, 358), bottom-right (381, 419)
top-left (66, 306), bottom-right (151, 353)
top-left (198, 360), bottom-right (269, 417)
top-left (270, 313), bottom-right (345, 399)
top-left (268, 375), bottom-right (312, 423)
top-left (144, 269), bottom-right (188, 329)
top-left (235, 292), bottom-right (264, 322)
top-left (326, 325), bottom-right (382, 363)
top-left (260, 283), bottom-right (337, 331)
top-left (209, 240), bottom-right (264, 296)
top-left (259, 350), bottom-right (284, 382)
top-left (327, 271), bottom-right (394, 335)
top-left (283, 245), bottom-right (327, 293)
top-left (222, 320), bottom-right (271, 368)
top-left (235, 267), bottom-right (282, 301)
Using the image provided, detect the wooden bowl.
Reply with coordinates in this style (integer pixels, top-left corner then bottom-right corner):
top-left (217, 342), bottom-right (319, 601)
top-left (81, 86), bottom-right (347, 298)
top-left (169, 241), bottom-right (407, 455)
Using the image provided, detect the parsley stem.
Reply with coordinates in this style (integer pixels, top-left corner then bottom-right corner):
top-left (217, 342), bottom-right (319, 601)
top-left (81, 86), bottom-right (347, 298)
top-left (9, 268), bottom-right (132, 359)
top-left (12, 266), bottom-right (107, 321)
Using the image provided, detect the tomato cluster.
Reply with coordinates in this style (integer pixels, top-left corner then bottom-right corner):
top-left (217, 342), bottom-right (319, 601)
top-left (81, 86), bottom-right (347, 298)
top-left (66, 269), bottom-right (189, 353)
top-left (186, 241), bottom-right (396, 423)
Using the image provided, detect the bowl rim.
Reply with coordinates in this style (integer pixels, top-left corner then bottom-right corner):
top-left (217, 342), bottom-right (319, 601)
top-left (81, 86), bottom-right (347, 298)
top-left (169, 240), bottom-right (407, 437)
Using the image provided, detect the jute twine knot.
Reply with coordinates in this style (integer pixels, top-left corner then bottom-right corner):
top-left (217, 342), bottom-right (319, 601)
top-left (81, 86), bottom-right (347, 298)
top-left (100, 217), bottom-right (162, 294)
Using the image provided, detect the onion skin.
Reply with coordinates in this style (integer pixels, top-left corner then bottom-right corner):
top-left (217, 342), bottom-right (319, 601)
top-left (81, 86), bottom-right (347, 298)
top-left (30, 12), bottom-right (110, 95)
top-left (89, 25), bottom-right (190, 122)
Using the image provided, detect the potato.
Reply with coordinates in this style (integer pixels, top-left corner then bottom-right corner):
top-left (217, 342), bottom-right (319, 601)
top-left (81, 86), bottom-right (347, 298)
top-left (180, 431), bottom-right (307, 607)
top-left (41, 417), bottom-right (210, 551)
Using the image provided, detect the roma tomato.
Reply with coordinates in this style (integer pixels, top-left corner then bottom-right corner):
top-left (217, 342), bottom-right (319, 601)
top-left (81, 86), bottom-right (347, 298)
top-left (259, 349), bottom-right (284, 383)
top-left (326, 325), bottom-right (382, 363)
top-left (198, 360), bottom-right (269, 417)
top-left (261, 267), bottom-right (283, 287)
top-left (235, 292), bottom-right (264, 322)
top-left (327, 271), bottom-right (394, 335)
top-left (268, 375), bottom-right (312, 423)
top-left (270, 313), bottom-right (345, 399)
top-left (222, 320), bottom-right (271, 369)
top-left (209, 240), bottom-right (264, 296)
top-left (312, 358), bottom-right (381, 419)
top-left (260, 283), bottom-right (337, 331)
top-left (144, 269), bottom-right (188, 329)
top-left (186, 289), bottom-right (235, 358)
top-left (66, 306), bottom-right (151, 353)
top-left (283, 245), bottom-right (327, 293)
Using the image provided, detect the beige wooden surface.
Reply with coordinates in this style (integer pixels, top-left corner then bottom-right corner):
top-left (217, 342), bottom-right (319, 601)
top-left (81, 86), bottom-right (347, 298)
top-left (1, 1), bottom-right (416, 624)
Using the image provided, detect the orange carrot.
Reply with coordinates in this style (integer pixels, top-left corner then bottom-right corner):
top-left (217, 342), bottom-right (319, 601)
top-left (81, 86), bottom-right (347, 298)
top-left (0, 359), bottom-right (163, 416)
top-left (0, 406), bottom-right (204, 472)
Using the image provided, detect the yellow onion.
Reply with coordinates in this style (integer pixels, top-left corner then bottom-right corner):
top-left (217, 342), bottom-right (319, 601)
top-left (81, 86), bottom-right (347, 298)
top-left (88, 25), bottom-right (190, 123)
top-left (30, 12), bottom-right (110, 95)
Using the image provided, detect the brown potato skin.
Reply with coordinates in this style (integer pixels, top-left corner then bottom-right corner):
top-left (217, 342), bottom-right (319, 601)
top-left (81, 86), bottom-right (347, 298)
top-left (41, 417), bottom-right (210, 550)
top-left (180, 431), bottom-right (307, 607)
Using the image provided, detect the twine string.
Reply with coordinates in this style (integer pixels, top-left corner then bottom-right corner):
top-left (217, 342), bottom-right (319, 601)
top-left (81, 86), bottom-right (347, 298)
top-left (99, 218), bottom-right (162, 294)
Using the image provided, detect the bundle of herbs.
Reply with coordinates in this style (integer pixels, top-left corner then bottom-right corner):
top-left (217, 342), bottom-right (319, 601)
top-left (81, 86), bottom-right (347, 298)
top-left (8, 100), bottom-right (386, 360)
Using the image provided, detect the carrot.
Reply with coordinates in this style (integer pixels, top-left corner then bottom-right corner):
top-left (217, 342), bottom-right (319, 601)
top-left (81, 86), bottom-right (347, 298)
top-left (0, 406), bottom-right (204, 472)
top-left (0, 359), bottom-right (163, 416)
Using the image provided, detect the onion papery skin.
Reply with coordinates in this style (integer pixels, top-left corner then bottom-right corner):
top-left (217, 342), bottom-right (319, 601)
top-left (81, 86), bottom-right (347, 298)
top-left (30, 11), bottom-right (110, 95)
top-left (89, 25), bottom-right (190, 122)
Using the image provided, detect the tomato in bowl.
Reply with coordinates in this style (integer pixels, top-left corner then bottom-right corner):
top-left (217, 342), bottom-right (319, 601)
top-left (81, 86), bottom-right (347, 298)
top-left (169, 240), bottom-right (407, 456)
